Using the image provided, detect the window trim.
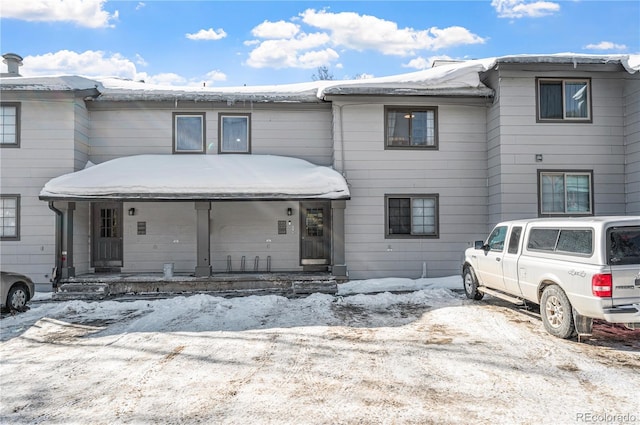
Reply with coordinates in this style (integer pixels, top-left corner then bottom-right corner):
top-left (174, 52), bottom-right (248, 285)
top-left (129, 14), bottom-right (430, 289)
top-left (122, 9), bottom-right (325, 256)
top-left (1, 102), bottom-right (21, 148)
top-left (384, 106), bottom-right (438, 150)
top-left (218, 113), bottom-right (251, 154)
top-left (537, 170), bottom-right (594, 217)
top-left (536, 78), bottom-right (592, 123)
top-left (0, 194), bottom-right (20, 241)
top-left (172, 112), bottom-right (206, 154)
top-left (385, 194), bottom-right (440, 239)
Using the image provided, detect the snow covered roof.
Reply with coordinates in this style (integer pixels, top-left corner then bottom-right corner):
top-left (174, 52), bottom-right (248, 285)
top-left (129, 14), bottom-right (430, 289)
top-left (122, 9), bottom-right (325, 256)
top-left (39, 154), bottom-right (350, 201)
top-left (0, 75), bottom-right (100, 92)
top-left (2, 54), bottom-right (638, 102)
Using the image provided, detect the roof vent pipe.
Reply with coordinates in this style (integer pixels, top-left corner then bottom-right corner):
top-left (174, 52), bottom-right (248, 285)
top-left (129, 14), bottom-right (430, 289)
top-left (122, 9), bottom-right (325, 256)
top-left (2, 53), bottom-right (23, 76)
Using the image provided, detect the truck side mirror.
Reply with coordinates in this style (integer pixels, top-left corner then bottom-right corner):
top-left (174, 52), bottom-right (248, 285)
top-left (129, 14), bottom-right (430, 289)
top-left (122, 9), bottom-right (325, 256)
top-left (474, 240), bottom-right (485, 250)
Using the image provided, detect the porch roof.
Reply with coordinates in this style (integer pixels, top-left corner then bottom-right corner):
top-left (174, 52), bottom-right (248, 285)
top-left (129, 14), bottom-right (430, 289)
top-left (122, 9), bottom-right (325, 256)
top-left (39, 154), bottom-right (350, 201)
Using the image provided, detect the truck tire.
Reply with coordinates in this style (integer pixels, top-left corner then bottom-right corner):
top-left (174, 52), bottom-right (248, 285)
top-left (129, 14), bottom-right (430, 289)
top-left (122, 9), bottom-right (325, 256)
top-left (540, 285), bottom-right (576, 339)
top-left (463, 266), bottom-right (484, 300)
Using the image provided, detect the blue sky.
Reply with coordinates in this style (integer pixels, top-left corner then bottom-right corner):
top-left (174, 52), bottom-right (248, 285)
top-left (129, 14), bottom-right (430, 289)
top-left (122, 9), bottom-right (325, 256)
top-left (2, 0), bottom-right (638, 87)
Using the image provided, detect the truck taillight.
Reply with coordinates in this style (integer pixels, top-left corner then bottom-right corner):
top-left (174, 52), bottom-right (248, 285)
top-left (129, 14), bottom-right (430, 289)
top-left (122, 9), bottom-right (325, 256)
top-left (592, 273), bottom-right (612, 297)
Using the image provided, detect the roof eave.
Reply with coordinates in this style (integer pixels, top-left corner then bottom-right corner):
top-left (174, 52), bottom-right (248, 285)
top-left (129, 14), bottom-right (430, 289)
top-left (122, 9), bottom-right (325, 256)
top-left (39, 193), bottom-right (351, 202)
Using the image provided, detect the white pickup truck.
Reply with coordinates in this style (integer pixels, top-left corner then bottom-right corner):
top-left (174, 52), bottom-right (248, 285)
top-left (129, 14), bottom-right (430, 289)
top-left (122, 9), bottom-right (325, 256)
top-left (462, 216), bottom-right (640, 339)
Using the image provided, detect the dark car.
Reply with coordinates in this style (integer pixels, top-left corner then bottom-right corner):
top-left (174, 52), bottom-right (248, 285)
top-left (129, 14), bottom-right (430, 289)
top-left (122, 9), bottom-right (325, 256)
top-left (1, 271), bottom-right (35, 312)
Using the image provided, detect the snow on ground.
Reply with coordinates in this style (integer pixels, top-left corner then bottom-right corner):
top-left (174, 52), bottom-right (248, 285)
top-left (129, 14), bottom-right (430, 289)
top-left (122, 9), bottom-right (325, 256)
top-left (1, 277), bottom-right (639, 425)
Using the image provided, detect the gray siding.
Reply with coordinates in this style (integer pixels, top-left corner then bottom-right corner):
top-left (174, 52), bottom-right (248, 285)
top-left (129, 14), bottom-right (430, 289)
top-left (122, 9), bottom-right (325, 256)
top-left (484, 66), bottom-right (628, 224)
top-left (122, 202), bottom-right (196, 273)
top-left (0, 94), bottom-right (78, 283)
top-left (624, 76), bottom-right (640, 213)
top-left (88, 103), bottom-right (333, 165)
top-left (211, 201), bottom-right (301, 272)
top-left (332, 97), bottom-right (489, 279)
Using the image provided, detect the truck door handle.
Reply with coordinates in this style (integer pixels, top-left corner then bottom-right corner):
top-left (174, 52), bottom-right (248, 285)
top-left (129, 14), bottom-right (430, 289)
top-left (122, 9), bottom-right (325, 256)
top-left (496, 258), bottom-right (501, 262)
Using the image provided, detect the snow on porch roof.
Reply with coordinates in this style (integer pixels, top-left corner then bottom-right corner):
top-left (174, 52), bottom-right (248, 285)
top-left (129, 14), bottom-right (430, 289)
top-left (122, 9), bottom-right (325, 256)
top-left (39, 155), bottom-right (350, 201)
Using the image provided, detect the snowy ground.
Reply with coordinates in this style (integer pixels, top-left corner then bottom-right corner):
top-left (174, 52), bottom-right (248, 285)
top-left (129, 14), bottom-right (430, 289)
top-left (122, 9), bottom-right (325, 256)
top-left (1, 276), bottom-right (639, 425)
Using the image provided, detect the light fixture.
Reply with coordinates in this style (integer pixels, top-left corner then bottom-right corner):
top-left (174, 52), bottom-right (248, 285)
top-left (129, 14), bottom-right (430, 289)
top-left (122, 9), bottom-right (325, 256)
top-left (404, 114), bottom-right (415, 119)
top-left (535, 154), bottom-right (543, 162)
top-left (287, 207), bottom-right (293, 216)
top-left (128, 208), bottom-right (136, 216)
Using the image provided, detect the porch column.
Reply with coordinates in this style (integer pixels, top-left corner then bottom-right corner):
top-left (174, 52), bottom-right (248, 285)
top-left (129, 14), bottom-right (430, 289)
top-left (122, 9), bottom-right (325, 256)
top-left (331, 200), bottom-right (347, 279)
top-left (195, 201), bottom-right (212, 277)
top-left (60, 202), bottom-right (76, 278)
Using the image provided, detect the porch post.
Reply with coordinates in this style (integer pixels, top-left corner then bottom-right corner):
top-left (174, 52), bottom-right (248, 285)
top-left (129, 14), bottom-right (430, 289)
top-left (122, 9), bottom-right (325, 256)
top-left (195, 201), bottom-right (212, 277)
top-left (60, 202), bottom-right (76, 278)
top-left (331, 200), bottom-right (347, 279)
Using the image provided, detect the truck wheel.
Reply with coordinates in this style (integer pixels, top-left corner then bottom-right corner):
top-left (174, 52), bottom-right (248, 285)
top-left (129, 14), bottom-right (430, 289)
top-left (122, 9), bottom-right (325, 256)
top-left (540, 285), bottom-right (576, 339)
top-left (463, 267), bottom-right (484, 300)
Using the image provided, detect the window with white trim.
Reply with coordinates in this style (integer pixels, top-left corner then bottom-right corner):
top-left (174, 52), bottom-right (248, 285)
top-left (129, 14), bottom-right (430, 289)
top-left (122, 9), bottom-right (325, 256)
top-left (537, 78), bottom-right (591, 122)
top-left (385, 107), bottom-right (437, 149)
top-left (386, 194), bottom-right (439, 238)
top-left (539, 171), bottom-right (593, 216)
top-left (219, 113), bottom-right (251, 153)
top-left (1, 103), bottom-right (20, 147)
top-left (173, 112), bottom-right (205, 153)
top-left (0, 194), bottom-right (20, 240)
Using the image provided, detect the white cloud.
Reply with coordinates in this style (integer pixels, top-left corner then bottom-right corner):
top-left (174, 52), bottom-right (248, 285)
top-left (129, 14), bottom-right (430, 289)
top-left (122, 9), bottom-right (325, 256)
top-left (584, 41), bottom-right (627, 51)
top-left (403, 57), bottom-right (432, 70)
top-left (136, 2), bottom-right (146, 11)
top-left (186, 28), bottom-right (227, 41)
top-left (23, 50), bottom-right (138, 79)
top-left (492, 0), bottom-right (560, 18)
top-left (244, 9), bottom-right (485, 69)
top-left (354, 73), bottom-right (374, 80)
top-left (135, 54), bottom-right (148, 67)
top-left (2, 0), bottom-right (118, 28)
top-left (246, 32), bottom-right (335, 69)
top-left (403, 55), bottom-right (457, 70)
top-left (20, 50), bottom-right (229, 87)
top-left (299, 9), bottom-right (485, 55)
top-left (251, 20), bottom-right (300, 39)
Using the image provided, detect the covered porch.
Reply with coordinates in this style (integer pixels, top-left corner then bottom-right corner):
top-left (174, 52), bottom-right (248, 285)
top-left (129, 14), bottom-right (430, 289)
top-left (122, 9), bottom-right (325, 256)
top-left (39, 155), bottom-right (350, 298)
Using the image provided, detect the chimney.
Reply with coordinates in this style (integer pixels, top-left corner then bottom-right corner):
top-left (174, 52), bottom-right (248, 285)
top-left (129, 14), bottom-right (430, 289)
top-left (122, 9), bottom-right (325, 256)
top-left (2, 53), bottom-right (23, 77)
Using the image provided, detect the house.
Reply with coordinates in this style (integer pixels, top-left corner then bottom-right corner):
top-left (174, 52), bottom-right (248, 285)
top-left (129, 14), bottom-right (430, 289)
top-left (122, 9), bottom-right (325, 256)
top-left (1, 52), bottom-right (638, 296)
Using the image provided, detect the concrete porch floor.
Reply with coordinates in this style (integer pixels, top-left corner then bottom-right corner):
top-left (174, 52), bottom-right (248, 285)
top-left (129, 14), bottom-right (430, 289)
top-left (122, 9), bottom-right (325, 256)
top-left (54, 272), bottom-right (341, 300)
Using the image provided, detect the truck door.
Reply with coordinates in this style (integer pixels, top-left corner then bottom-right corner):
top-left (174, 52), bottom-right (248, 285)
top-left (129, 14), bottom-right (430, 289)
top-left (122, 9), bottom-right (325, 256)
top-left (502, 226), bottom-right (523, 296)
top-left (607, 226), bottom-right (640, 307)
top-left (475, 225), bottom-right (508, 290)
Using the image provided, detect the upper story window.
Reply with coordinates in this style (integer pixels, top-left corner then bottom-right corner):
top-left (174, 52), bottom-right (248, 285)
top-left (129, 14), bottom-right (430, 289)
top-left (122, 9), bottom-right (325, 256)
top-left (0, 195), bottom-right (20, 240)
top-left (173, 112), bottom-right (205, 153)
top-left (385, 107), bottom-right (437, 149)
top-left (537, 78), bottom-right (591, 122)
top-left (386, 194), bottom-right (439, 238)
top-left (219, 113), bottom-right (251, 153)
top-left (538, 170), bottom-right (593, 216)
top-left (1, 103), bottom-right (20, 147)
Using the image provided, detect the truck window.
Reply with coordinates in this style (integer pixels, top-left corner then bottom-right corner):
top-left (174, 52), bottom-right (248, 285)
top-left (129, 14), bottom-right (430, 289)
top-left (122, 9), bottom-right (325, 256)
top-left (608, 227), bottom-right (640, 265)
top-left (487, 226), bottom-right (507, 251)
top-left (527, 228), bottom-right (559, 251)
top-left (507, 226), bottom-right (522, 254)
top-left (556, 229), bottom-right (592, 255)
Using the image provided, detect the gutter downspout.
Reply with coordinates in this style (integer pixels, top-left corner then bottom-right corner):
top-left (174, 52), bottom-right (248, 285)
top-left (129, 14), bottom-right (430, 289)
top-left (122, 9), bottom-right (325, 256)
top-left (48, 201), bottom-right (63, 289)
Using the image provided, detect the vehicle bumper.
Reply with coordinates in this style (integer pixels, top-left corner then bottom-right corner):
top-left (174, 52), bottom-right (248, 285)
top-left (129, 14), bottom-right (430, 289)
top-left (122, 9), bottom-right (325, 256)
top-left (601, 304), bottom-right (640, 325)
